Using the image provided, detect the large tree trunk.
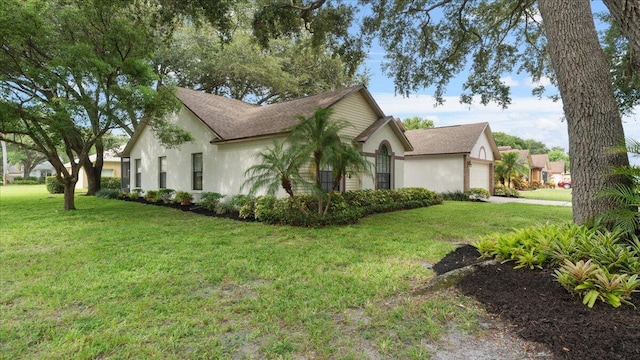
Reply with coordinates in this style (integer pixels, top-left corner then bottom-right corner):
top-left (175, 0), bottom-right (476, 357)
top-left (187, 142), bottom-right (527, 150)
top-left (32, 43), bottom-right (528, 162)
top-left (538, 0), bottom-right (630, 225)
top-left (82, 140), bottom-right (104, 196)
top-left (63, 179), bottom-right (76, 210)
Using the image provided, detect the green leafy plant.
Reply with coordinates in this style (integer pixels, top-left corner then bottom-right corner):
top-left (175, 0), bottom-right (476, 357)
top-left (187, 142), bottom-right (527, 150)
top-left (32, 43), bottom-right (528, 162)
top-left (157, 189), bottom-right (175, 203)
top-left (197, 192), bottom-right (225, 211)
top-left (96, 189), bottom-right (122, 199)
top-left (144, 190), bottom-right (158, 202)
top-left (465, 188), bottom-right (490, 201)
top-left (45, 176), bottom-right (64, 194)
top-left (174, 191), bottom-right (193, 205)
top-left (101, 177), bottom-right (121, 190)
top-left (128, 188), bottom-right (143, 199)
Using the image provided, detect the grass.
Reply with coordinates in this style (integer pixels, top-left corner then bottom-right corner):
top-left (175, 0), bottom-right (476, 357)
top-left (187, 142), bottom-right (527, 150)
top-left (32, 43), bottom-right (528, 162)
top-left (0, 185), bottom-right (572, 359)
top-left (518, 188), bottom-right (573, 202)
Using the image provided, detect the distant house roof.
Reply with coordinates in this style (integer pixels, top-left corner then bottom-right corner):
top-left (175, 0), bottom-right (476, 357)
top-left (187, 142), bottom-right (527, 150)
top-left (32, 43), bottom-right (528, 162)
top-left (549, 161), bottom-right (565, 174)
top-left (63, 147), bottom-right (122, 168)
top-left (530, 154), bottom-right (550, 169)
top-left (499, 147), bottom-right (530, 164)
top-left (404, 122), bottom-right (500, 158)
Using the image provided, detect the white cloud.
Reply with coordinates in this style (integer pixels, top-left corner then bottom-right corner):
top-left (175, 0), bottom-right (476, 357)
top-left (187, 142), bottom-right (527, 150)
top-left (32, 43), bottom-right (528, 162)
top-left (524, 76), bottom-right (553, 88)
top-left (501, 76), bottom-right (520, 87)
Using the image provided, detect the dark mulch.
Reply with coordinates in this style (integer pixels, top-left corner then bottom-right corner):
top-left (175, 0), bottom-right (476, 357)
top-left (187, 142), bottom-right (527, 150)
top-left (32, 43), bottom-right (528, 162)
top-left (434, 245), bottom-right (640, 360)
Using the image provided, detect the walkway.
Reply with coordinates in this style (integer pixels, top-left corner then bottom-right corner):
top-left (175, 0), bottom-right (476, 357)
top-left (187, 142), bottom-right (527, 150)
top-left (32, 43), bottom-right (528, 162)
top-left (485, 196), bottom-right (572, 207)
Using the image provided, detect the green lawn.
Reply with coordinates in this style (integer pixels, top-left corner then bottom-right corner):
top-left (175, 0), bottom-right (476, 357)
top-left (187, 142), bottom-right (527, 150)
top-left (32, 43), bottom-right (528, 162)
top-left (0, 185), bottom-right (572, 359)
top-left (519, 188), bottom-right (573, 202)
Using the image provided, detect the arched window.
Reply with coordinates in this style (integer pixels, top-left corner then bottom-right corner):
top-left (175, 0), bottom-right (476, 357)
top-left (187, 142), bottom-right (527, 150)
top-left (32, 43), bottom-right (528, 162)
top-left (376, 144), bottom-right (391, 189)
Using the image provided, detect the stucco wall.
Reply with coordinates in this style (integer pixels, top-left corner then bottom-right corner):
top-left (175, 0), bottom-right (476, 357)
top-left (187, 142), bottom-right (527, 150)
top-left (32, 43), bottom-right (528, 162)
top-left (404, 154), bottom-right (464, 193)
top-left (471, 130), bottom-right (495, 161)
top-left (362, 124), bottom-right (406, 189)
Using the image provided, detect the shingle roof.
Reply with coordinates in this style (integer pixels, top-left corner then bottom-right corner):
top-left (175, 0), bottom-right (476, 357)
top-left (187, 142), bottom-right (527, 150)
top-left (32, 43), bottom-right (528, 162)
top-left (355, 116), bottom-right (413, 151)
top-left (549, 161), bottom-right (565, 174)
top-left (177, 85), bottom-right (364, 141)
top-left (530, 154), bottom-right (550, 169)
top-left (500, 148), bottom-right (530, 164)
top-left (404, 122), bottom-right (491, 156)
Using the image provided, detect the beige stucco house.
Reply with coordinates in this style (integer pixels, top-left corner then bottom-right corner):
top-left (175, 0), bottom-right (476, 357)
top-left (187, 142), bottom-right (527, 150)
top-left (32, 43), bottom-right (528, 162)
top-left (121, 85), bottom-right (413, 198)
top-left (64, 149), bottom-right (122, 189)
top-left (403, 123), bottom-right (501, 194)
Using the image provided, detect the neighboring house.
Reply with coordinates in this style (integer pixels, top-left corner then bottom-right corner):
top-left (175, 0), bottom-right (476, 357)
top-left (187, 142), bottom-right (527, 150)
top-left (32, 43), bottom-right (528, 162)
top-left (30, 161), bottom-right (55, 180)
top-left (4, 164), bottom-right (22, 183)
top-left (121, 85), bottom-right (413, 197)
top-left (498, 146), bottom-right (532, 181)
top-left (403, 122), bottom-right (501, 194)
top-left (64, 149), bottom-right (122, 189)
top-left (548, 161), bottom-right (566, 184)
top-left (530, 154), bottom-right (551, 183)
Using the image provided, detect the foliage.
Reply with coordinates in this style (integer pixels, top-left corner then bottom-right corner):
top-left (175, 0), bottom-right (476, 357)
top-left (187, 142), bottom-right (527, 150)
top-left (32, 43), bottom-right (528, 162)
top-left (596, 138), bottom-right (640, 239)
top-left (129, 188), bottom-right (143, 199)
top-left (95, 189), bottom-right (123, 199)
top-left (493, 185), bottom-right (520, 197)
top-left (174, 191), bottom-right (194, 204)
top-left (254, 188), bottom-right (441, 227)
top-left (144, 190), bottom-right (158, 202)
top-left (45, 176), bottom-right (64, 194)
top-left (402, 116), bottom-right (434, 130)
top-left (474, 223), bottom-right (640, 307)
top-left (465, 188), bottom-right (490, 201)
top-left (13, 180), bottom-right (39, 185)
top-left (100, 177), bottom-right (121, 190)
top-left (548, 147), bottom-right (569, 169)
top-left (495, 152), bottom-right (528, 189)
top-left (157, 189), bottom-right (175, 203)
top-left (493, 132), bottom-right (550, 155)
top-left (197, 192), bottom-right (225, 211)
top-left (439, 191), bottom-right (472, 202)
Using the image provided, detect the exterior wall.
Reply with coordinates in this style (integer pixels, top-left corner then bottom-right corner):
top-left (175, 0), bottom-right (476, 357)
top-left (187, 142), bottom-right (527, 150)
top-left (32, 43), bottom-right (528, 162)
top-left (128, 107), bottom-right (288, 199)
top-left (331, 91), bottom-right (380, 139)
top-left (362, 124), bottom-right (407, 190)
top-left (404, 154), bottom-right (464, 193)
top-left (68, 160), bottom-right (121, 189)
top-left (470, 131), bottom-right (495, 161)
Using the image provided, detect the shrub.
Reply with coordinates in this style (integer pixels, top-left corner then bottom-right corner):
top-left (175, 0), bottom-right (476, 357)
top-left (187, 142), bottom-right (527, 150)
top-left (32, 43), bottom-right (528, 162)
top-left (473, 223), bottom-right (640, 308)
top-left (174, 191), bottom-right (194, 204)
top-left (530, 181), bottom-right (543, 190)
top-left (46, 176), bottom-right (64, 194)
top-left (129, 188), bottom-right (143, 199)
top-left (14, 176), bottom-right (37, 181)
top-left (13, 179), bottom-right (39, 185)
top-left (198, 192), bottom-right (225, 211)
top-left (101, 177), bottom-right (121, 190)
top-left (493, 185), bottom-right (519, 197)
top-left (465, 188), bottom-right (490, 201)
top-left (440, 191), bottom-right (471, 201)
top-left (157, 189), bottom-right (175, 203)
top-left (144, 190), bottom-right (158, 202)
top-left (96, 189), bottom-right (122, 199)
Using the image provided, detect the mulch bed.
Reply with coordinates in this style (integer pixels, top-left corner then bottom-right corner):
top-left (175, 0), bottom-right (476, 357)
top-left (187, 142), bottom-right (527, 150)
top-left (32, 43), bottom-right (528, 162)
top-left (434, 245), bottom-right (640, 360)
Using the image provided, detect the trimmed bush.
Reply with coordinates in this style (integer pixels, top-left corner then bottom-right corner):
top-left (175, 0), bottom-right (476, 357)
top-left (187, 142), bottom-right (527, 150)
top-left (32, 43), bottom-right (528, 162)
top-left (96, 189), bottom-right (122, 199)
top-left (494, 185), bottom-right (519, 197)
top-left (144, 190), bottom-right (158, 202)
top-left (46, 176), bottom-right (64, 194)
top-left (157, 189), bottom-right (175, 203)
top-left (440, 191), bottom-right (471, 201)
top-left (13, 179), bottom-right (39, 185)
top-left (129, 188), bottom-right (143, 199)
top-left (198, 192), bottom-right (225, 211)
top-left (174, 191), bottom-right (194, 204)
top-left (465, 188), bottom-right (490, 201)
top-left (101, 177), bottom-right (121, 190)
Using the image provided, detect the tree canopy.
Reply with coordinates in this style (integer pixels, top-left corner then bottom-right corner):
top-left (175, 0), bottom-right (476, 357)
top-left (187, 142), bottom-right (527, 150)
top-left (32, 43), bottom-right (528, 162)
top-left (402, 117), bottom-right (435, 130)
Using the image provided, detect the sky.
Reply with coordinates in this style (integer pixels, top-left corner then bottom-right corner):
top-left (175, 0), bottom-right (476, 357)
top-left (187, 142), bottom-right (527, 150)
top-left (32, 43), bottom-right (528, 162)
top-left (358, 1), bottom-right (640, 156)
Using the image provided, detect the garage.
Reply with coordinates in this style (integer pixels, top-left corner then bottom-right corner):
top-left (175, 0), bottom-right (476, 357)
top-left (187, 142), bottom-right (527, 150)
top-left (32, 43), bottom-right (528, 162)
top-left (469, 161), bottom-right (490, 191)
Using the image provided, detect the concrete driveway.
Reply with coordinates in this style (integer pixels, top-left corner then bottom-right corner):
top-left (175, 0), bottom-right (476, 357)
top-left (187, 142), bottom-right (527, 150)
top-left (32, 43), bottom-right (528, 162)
top-left (485, 196), bottom-right (572, 207)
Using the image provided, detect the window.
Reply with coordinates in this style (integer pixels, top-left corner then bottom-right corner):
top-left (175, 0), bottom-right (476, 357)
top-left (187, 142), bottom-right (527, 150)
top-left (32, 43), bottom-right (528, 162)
top-left (192, 153), bottom-right (203, 191)
top-left (135, 159), bottom-right (141, 188)
top-left (320, 167), bottom-right (333, 193)
top-left (159, 156), bottom-right (167, 189)
top-left (376, 144), bottom-right (391, 190)
top-left (101, 169), bottom-right (114, 177)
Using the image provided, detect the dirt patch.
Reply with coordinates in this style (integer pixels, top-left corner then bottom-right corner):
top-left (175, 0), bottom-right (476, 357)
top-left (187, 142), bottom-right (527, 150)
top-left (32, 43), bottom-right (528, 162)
top-left (435, 245), bottom-right (640, 360)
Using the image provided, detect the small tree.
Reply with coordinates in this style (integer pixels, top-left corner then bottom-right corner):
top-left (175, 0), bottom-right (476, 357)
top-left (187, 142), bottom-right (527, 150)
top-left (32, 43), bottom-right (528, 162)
top-left (242, 140), bottom-right (310, 215)
top-left (495, 152), bottom-right (528, 189)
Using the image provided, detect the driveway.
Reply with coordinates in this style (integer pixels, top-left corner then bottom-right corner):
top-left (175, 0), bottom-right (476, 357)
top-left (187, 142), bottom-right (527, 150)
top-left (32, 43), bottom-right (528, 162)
top-left (485, 196), bottom-right (572, 207)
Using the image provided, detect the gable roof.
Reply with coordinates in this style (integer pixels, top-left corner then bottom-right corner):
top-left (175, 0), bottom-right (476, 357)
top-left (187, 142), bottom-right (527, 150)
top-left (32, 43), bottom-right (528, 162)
top-left (549, 161), bottom-right (565, 174)
top-left (178, 85), bottom-right (375, 142)
top-left (530, 154), bottom-right (550, 169)
top-left (404, 122), bottom-right (499, 158)
top-left (500, 147), bottom-right (530, 164)
top-left (355, 116), bottom-right (413, 151)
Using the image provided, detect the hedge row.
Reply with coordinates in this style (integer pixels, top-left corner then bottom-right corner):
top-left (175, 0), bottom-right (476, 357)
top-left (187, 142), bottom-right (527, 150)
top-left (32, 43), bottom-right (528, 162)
top-left (45, 176), bottom-right (121, 194)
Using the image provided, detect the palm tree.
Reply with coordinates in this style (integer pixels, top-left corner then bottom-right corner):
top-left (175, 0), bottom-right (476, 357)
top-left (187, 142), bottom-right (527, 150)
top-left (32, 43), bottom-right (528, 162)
top-left (321, 141), bottom-right (372, 215)
top-left (242, 140), bottom-right (310, 214)
top-left (288, 107), bottom-right (353, 215)
top-left (495, 152), bottom-right (528, 188)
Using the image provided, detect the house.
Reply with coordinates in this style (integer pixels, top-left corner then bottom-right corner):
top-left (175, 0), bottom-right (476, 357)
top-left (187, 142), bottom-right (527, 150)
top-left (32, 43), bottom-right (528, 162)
top-left (403, 123), bottom-right (501, 194)
top-left (64, 149), bottom-right (122, 189)
top-left (530, 154), bottom-right (550, 183)
top-left (548, 161), bottom-right (566, 184)
top-left (30, 161), bottom-right (55, 180)
top-left (121, 85), bottom-right (413, 197)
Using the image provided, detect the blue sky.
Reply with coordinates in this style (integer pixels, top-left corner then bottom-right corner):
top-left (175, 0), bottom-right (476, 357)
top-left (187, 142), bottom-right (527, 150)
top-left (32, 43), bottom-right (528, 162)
top-left (358, 1), bottom-right (640, 154)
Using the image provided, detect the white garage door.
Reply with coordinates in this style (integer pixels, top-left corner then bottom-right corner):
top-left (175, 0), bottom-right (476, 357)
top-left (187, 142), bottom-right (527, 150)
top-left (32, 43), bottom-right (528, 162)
top-left (469, 162), bottom-right (490, 191)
